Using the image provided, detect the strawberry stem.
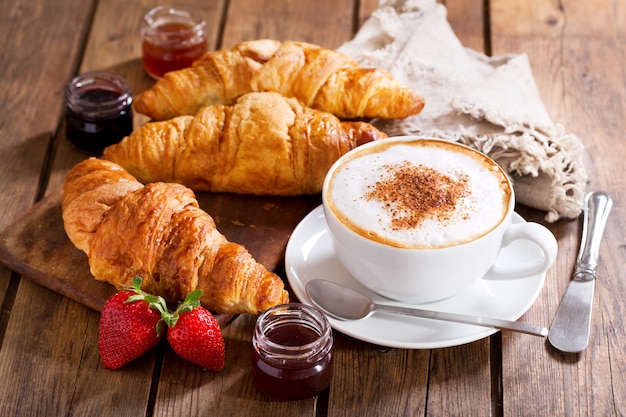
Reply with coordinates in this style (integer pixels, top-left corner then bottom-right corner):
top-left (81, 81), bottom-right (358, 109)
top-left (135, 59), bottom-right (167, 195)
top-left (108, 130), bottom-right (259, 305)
top-left (161, 289), bottom-right (203, 328)
top-left (119, 276), bottom-right (204, 331)
top-left (123, 276), bottom-right (169, 336)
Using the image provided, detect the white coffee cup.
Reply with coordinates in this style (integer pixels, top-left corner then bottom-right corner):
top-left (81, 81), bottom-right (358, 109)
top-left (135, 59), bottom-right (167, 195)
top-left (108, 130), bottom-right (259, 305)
top-left (322, 136), bottom-right (558, 303)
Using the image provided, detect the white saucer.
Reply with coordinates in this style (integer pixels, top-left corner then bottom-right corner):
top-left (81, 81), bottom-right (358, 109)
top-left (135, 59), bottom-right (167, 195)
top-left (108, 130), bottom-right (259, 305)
top-left (285, 205), bottom-right (547, 349)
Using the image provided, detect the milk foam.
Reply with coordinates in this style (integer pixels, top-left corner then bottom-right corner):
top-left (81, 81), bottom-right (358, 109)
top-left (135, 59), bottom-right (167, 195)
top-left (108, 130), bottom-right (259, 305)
top-left (326, 140), bottom-right (511, 249)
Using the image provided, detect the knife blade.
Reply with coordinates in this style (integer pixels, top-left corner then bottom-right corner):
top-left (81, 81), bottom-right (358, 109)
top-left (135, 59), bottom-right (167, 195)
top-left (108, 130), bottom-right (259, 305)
top-left (548, 191), bottom-right (612, 353)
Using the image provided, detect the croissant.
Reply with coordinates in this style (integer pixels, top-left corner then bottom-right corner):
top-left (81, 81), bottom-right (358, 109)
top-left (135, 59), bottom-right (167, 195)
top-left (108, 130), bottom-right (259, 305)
top-left (62, 158), bottom-right (289, 314)
top-left (134, 39), bottom-right (425, 121)
top-left (104, 91), bottom-right (387, 195)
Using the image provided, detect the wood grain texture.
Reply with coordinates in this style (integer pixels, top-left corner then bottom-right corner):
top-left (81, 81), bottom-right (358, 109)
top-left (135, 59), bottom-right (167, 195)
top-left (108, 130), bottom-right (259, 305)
top-left (0, 0), bottom-right (93, 228)
top-left (221, 0), bottom-right (355, 49)
top-left (0, 0), bottom-right (101, 415)
top-left (0, 188), bottom-right (317, 311)
top-left (0, 189), bottom-right (115, 311)
top-left (154, 313), bottom-right (318, 417)
top-left (1, 0), bottom-right (625, 416)
top-left (490, 0), bottom-right (587, 413)
top-left (0, 0), bottom-right (94, 339)
top-left (148, 2), bottom-right (356, 416)
top-left (446, 0), bottom-right (487, 52)
top-left (45, 0), bottom-right (229, 194)
top-left (327, 337), bottom-right (431, 416)
top-left (490, 0), bottom-right (626, 416)
top-left (359, 0), bottom-right (379, 25)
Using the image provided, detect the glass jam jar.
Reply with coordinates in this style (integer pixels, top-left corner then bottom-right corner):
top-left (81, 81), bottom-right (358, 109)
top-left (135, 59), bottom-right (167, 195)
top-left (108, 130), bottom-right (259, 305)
top-left (251, 303), bottom-right (334, 401)
top-left (141, 5), bottom-right (209, 79)
top-left (65, 71), bottom-right (133, 154)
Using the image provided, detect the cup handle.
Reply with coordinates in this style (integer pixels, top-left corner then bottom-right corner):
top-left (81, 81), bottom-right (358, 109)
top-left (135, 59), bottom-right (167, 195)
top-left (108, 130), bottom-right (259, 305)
top-left (486, 222), bottom-right (558, 279)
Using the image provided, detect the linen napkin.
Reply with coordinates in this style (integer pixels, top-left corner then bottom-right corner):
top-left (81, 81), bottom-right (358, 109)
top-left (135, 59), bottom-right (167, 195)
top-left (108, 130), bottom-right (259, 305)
top-left (338, 0), bottom-right (587, 222)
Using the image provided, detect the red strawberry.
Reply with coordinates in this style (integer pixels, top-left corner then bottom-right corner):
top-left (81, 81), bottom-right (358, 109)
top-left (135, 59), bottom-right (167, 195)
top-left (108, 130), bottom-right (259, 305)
top-left (164, 290), bottom-right (226, 371)
top-left (98, 276), bottom-right (166, 370)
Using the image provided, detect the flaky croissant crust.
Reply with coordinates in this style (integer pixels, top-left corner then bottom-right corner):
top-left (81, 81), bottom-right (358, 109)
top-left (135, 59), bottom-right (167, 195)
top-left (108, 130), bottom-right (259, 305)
top-left (62, 158), bottom-right (289, 314)
top-left (134, 39), bottom-right (425, 121)
top-left (104, 92), bottom-right (388, 196)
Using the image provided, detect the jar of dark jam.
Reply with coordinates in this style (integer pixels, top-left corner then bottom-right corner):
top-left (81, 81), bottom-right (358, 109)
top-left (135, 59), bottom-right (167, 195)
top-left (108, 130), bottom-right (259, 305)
top-left (251, 303), bottom-right (334, 401)
top-left (65, 71), bottom-right (133, 154)
top-left (141, 5), bottom-right (209, 79)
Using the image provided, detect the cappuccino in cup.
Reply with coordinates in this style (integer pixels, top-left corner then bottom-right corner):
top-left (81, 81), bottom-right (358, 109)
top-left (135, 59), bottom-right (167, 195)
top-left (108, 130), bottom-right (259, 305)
top-left (322, 136), bottom-right (557, 303)
top-left (325, 139), bottom-right (511, 249)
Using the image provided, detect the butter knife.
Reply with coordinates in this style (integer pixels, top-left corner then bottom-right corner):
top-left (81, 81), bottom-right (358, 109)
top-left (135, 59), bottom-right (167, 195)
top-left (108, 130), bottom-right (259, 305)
top-left (548, 191), bottom-right (612, 353)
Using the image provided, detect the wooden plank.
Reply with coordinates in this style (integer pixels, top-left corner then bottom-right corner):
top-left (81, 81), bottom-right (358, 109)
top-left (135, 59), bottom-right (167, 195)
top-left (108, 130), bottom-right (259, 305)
top-left (330, 2), bottom-right (495, 416)
top-left (446, 0), bottom-right (487, 52)
top-left (131, 0), bottom-right (352, 416)
top-left (359, 0), bottom-right (379, 26)
top-left (490, 0), bottom-right (626, 415)
top-left (148, 1), bottom-right (360, 416)
top-left (154, 314), bottom-right (316, 417)
top-left (426, 2), bottom-right (496, 416)
top-left (0, 187), bottom-right (318, 311)
top-left (221, 0), bottom-right (355, 49)
top-left (0, 0), bottom-right (91, 227)
top-left (0, 283), bottom-right (113, 417)
top-left (45, 0), bottom-right (229, 194)
top-left (360, 0), bottom-right (486, 52)
top-left (0, 1), bottom-right (225, 417)
top-left (326, 336), bottom-right (430, 416)
top-left (302, 3), bottom-right (437, 414)
top-left (427, 342), bottom-right (493, 416)
top-left (0, 189), bottom-right (116, 312)
top-left (489, 0), bottom-right (577, 414)
top-left (0, 0), bottom-right (93, 341)
top-left (343, 2), bottom-right (496, 416)
top-left (0, 0), bottom-right (96, 414)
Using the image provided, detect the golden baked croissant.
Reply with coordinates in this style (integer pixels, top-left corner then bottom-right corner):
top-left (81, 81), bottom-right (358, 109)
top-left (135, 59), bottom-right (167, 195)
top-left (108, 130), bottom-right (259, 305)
top-left (104, 91), bottom-right (387, 195)
top-left (134, 39), bottom-right (425, 121)
top-left (62, 158), bottom-right (289, 314)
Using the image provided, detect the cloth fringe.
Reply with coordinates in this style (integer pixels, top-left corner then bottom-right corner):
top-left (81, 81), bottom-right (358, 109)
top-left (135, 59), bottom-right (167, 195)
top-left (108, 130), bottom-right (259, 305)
top-left (339, 0), bottom-right (587, 221)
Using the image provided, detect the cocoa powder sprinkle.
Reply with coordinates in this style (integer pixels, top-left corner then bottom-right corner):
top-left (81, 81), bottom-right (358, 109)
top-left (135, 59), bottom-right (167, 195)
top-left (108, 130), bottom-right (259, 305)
top-left (364, 162), bottom-right (469, 230)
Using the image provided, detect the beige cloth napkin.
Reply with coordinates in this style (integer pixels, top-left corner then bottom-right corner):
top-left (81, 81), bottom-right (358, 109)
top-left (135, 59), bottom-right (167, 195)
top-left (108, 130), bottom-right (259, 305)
top-left (338, 0), bottom-right (587, 222)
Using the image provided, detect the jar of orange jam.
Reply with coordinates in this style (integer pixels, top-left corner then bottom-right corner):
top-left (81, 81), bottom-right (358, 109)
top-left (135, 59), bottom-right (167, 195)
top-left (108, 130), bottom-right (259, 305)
top-left (251, 304), bottom-right (334, 401)
top-left (141, 5), bottom-right (208, 79)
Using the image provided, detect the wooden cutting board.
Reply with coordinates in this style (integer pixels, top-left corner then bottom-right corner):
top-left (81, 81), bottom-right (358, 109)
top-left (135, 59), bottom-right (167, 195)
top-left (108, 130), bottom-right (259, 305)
top-left (0, 187), bottom-right (321, 313)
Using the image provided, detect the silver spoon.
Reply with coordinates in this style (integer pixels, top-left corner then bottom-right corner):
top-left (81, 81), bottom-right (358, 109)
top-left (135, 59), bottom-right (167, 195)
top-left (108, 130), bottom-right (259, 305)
top-left (305, 279), bottom-right (548, 337)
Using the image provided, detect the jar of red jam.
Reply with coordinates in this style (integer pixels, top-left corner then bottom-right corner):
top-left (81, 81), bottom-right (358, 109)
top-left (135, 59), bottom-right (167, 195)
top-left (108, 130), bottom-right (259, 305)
top-left (65, 71), bottom-right (133, 154)
top-left (141, 5), bottom-right (209, 79)
top-left (251, 303), bottom-right (334, 401)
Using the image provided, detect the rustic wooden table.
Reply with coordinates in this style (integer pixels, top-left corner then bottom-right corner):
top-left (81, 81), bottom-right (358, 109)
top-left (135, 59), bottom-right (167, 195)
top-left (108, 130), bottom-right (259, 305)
top-left (1, 0), bottom-right (624, 416)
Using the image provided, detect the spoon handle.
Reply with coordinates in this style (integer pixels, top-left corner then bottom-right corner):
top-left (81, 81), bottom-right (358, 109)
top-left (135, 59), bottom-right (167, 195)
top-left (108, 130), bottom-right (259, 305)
top-left (374, 304), bottom-right (548, 337)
